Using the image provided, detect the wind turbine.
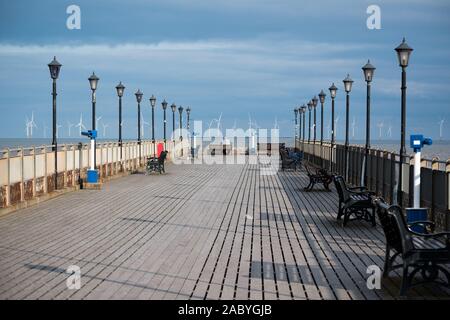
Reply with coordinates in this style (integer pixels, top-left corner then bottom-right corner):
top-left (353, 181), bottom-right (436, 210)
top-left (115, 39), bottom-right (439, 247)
top-left (273, 116), bottom-right (279, 130)
top-left (377, 121), bottom-right (384, 139)
top-left (351, 117), bottom-right (356, 138)
top-left (334, 116), bottom-right (340, 140)
top-left (43, 122), bottom-right (49, 139)
top-left (56, 124), bottom-right (62, 138)
top-left (76, 113), bottom-right (86, 136)
top-left (102, 122), bottom-right (109, 138)
top-left (95, 116), bottom-right (102, 129)
top-left (29, 112), bottom-right (37, 137)
top-left (25, 117), bottom-right (30, 138)
top-left (25, 112), bottom-right (37, 138)
top-left (438, 118), bottom-right (445, 140)
top-left (67, 121), bottom-right (74, 137)
top-left (141, 111), bottom-right (149, 138)
top-left (387, 123), bottom-right (393, 139)
top-left (326, 120), bottom-right (331, 139)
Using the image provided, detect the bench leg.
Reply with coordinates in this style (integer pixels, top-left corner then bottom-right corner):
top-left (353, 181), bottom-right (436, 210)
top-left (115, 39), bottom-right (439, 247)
top-left (400, 264), bottom-right (411, 296)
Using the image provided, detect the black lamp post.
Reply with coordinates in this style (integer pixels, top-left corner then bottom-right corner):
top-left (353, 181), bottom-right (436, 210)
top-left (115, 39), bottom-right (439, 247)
top-left (88, 72), bottom-right (99, 169)
top-left (135, 89), bottom-right (143, 165)
top-left (48, 56), bottom-right (62, 190)
top-left (329, 83), bottom-right (338, 172)
top-left (395, 38), bottom-right (413, 205)
top-left (362, 60), bottom-right (376, 186)
top-left (178, 106), bottom-right (184, 156)
top-left (171, 103), bottom-right (176, 144)
top-left (301, 105), bottom-right (306, 145)
top-left (162, 100), bottom-right (168, 150)
top-left (298, 107), bottom-right (302, 145)
top-left (115, 82), bottom-right (125, 163)
top-left (312, 96), bottom-right (318, 143)
top-left (307, 101), bottom-right (312, 142)
top-left (343, 74), bottom-right (354, 180)
top-left (149, 95), bottom-right (157, 157)
top-left (318, 90), bottom-right (326, 145)
top-left (294, 108), bottom-right (299, 148)
top-left (186, 107), bottom-right (191, 131)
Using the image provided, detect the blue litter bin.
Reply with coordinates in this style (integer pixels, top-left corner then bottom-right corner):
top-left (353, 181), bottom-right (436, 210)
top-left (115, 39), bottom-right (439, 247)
top-left (406, 208), bottom-right (428, 233)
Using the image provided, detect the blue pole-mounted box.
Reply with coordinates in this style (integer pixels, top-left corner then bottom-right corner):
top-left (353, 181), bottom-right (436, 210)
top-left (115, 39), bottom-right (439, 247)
top-left (406, 208), bottom-right (428, 233)
top-left (87, 169), bottom-right (98, 183)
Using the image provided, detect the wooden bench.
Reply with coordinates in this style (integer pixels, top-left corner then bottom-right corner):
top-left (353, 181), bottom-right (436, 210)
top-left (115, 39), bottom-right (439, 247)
top-left (374, 198), bottom-right (450, 296)
top-left (333, 175), bottom-right (376, 226)
top-left (303, 164), bottom-right (333, 191)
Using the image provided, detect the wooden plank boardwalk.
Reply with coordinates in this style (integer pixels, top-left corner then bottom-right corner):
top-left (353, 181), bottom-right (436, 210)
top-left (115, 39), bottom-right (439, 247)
top-left (0, 159), bottom-right (449, 300)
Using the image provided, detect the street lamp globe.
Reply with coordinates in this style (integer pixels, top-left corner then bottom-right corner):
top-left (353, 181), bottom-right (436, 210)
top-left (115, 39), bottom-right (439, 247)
top-left (362, 60), bottom-right (376, 83)
top-left (186, 107), bottom-right (191, 115)
top-left (312, 96), bottom-right (318, 108)
top-left (115, 81), bottom-right (125, 97)
top-left (343, 74), bottom-right (354, 93)
top-left (307, 101), bottom-right (312, 111)
top-left (329, 83), bottom-right (338, 98)
top-left (135, 89), bottom-right (143, 103)
top-left (150, 95), bottom-right (156, 107)
top-left (318, 90), bottom-right (326, 104)
top-left (395, 38), bottom-right (413, 68)
top-left (171, 103), bottom-right (177, 112)
top-left (48, 56), bottom-right (62, 80)
top-left (162, 99), bottom-right (168, 110)
top-left (178, 106), bottom-right (184, 114)
top-left (88, 72), bottom-right (99, 91)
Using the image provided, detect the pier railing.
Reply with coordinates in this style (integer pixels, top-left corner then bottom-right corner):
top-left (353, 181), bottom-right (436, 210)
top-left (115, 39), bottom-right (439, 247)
top-left (0, 140), bottom-right (173, 212)
top-left (298, 140), bottom-right (450, 231)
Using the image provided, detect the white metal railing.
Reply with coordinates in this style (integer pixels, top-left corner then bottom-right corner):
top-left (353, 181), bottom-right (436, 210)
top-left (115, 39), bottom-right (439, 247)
top-left (0, 139), bottom-right (174, 209)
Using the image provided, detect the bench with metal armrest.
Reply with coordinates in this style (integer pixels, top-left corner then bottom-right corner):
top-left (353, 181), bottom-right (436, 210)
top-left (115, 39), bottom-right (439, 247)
top-left (333, 175), bottom-right (376, 226)
top-left (303, 164), bottom-right (333, 191)
top-left (146, 151), bottom-right (168, 174)
top-left (373, 198), bottom-right (450, 296)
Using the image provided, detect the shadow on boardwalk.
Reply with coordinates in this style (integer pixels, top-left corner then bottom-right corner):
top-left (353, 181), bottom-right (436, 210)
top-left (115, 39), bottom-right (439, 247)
top-left (0, 161), bottom-right (448, 300)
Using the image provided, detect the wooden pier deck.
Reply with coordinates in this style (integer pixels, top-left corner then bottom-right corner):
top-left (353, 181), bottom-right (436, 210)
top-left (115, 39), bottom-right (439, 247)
top-left (0, 160), bottom-right (449, 300)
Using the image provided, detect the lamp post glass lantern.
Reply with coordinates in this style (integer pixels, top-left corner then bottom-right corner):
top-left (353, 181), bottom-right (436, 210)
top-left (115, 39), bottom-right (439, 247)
top-left (48, 56), bottom-right (62, 190)
top-left (362, 60), bottom-right (376, 186)
top-left (395, 38), bottom-right (413, 205)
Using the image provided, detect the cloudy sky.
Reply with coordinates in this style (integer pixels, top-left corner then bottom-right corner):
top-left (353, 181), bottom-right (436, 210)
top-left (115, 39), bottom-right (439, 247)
top-left (0, 0), bottom-right (449, 140)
